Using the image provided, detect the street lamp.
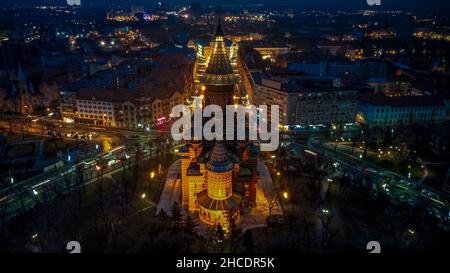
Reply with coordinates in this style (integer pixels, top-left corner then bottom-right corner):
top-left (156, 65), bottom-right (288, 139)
top-left (322, 209), bottom-right (329, 214)
top-left (141, 193), bottom-right (146, 199)
top-left (283, 191), bottom-right (288, 199)
top-left (150, 171), bottom-right (155, 180)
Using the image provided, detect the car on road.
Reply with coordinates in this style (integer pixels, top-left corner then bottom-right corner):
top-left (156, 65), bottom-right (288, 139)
top-left (422, 189), bottom-right (438, 199)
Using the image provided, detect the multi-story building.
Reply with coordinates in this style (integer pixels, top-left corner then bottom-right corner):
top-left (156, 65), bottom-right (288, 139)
top-left (253, 46), bottom-right (290, 62)
top-left (288, 59), bottom-right (386, 79)
top-left (287, 85), bottom-right (358, 126)
top-left (253, 77), bottom-right (288, 125)
top-left (76, 88), bottom-right (138, 128)
top-left (287, 61), bottom-right (328, 77)
top-left (0, 64), bottom-right (57, 115)
top-left (63, 53), bottom-right (193, 126)
top-left (253, 73), bottom-right (358, 127)
top-left (357, 93), bottom-right (447, 128)
top-left (367, 74), bottom-right (415, 97)
top-left (76, 86), bottom-right (186, 128)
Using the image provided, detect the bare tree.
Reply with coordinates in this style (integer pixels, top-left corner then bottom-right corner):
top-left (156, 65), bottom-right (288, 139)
top-left (267, 189), bottom-right (278, 216)
top-left (319, 210), bottom-right (339, 250)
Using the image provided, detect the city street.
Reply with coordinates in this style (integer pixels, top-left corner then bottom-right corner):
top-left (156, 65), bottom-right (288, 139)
top-left (290, 137), bottom-right (450, 229)
top-left (0, 144), bottom-right (157, 221)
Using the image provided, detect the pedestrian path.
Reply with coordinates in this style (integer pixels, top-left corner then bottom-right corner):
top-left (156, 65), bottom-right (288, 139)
top-left (156, 159), bottom-right (181, 216)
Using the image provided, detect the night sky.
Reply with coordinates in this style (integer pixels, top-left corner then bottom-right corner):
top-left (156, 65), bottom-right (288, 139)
top-left (0, 0), bottom-right (449, 11)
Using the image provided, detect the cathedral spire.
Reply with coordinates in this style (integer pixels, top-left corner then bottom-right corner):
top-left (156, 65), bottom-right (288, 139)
top-left (201, 19), bottom-right (238, 86)
top-left (215, 16), bottom-right (224, 38)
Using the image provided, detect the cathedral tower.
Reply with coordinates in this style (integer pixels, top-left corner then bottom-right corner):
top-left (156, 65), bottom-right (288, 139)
top-left (200, 18), bottom-right (238, 109)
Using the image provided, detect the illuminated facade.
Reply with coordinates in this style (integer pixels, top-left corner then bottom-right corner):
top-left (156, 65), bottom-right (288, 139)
top-left (180, 20), bottom-right (257, 232)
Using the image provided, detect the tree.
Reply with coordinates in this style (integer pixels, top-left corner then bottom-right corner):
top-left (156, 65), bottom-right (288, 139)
top-left (7, 116), bottom-right (13, 135)
top-left (229, 217), bottom-right (242, 252)
top-left (0, 203), bottom-right (7, 227)
top-left (319, 210), bottom-right (339, 250)
top-left (243, 229), bottom-right (254, 253)
top-left (158, 208), bottom-right (168, 219)
top-left (267, 189), bottom-right (278, 216)
top-left (133, 144), bottom-right (143, 191)
top-left (301, 216), bottom-right (315, 252)
top-left (216, 223), bottom-right (225, 246)
top-left (184, 213), bottom-right (197, 235)
top-left (147, 138), bottom-right (154, 169)
top-left (75, 161), bottom-right (86, 193)
top-left (171, 201), bottom-right (181, 222)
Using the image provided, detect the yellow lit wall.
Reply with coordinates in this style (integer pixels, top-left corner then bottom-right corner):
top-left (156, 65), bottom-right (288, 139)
top-left (206, 171), bottom-right (232, 200)
top-left (188, 175), bottom-right (205, 211)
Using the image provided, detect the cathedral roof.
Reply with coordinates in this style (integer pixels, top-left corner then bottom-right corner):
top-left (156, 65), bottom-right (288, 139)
top-left (201, 22), bottom-right (238, 86)
top-left (205, 141), bottom-right (234, 172)
top-left (197, 190), bottom-right (241, 211)
top-left (215, 18), bottom-right (224, 38)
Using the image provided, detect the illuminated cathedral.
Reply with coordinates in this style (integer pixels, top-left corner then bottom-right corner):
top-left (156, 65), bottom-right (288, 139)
top-left (179, 19), bottom-right (258, 232)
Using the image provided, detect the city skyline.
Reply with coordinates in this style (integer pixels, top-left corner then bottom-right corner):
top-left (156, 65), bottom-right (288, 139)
top-left (0, 0), bottom-right (449, 11)
top-left (0, 0), bottom-right (450, 261)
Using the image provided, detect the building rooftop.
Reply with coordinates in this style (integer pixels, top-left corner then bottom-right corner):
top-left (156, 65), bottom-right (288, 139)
top-left (205, 142), bottom-right (234, 173)
top-left (360, 93), bottom-right (445, 107)
top-left (196, 190), bottom-right (241, 210)
top-left (77, 88), bottom-right (139, 103)
top-left (201, 21), bottom-right (238, 86)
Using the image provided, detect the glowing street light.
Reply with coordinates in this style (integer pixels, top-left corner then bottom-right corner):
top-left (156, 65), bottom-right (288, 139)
top-left (141, 193), bottom-right (146, 199)
top-left (283, 191), bottom-right (288, 199)
top-left (33, 189), bottom-right (38, 196)
top-left (322, 209), bottom-right (329, 214)
top-left (96, 165), bottom-right (102, 172)
top-left (150, 171), bottom-right (155, 179)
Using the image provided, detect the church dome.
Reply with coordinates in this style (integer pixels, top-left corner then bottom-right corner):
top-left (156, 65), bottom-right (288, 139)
top-left (205, 141), bottom-right (234, 172)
